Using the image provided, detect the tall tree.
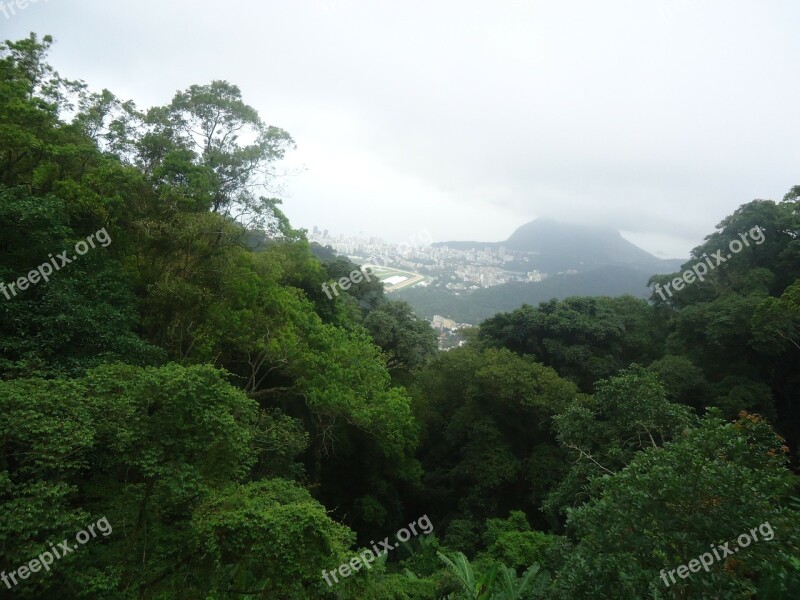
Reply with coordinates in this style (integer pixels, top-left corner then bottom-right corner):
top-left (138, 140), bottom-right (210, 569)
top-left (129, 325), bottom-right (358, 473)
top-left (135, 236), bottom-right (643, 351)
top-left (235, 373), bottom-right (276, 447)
top-left (142, 80), bottom-right (294, 229)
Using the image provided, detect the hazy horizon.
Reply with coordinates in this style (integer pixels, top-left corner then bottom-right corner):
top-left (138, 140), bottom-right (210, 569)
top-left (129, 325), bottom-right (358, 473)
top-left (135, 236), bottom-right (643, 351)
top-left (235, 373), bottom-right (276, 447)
top-left (5, 0), bottom-right (798, 258)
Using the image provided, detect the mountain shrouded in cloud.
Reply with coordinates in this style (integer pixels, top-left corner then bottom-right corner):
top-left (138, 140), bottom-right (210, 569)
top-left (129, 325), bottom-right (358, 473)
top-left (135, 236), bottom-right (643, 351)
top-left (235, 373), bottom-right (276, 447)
top-left (435, 217), bottom-right (684, 274)
top-left (394, 218), bottom-right (686, 322)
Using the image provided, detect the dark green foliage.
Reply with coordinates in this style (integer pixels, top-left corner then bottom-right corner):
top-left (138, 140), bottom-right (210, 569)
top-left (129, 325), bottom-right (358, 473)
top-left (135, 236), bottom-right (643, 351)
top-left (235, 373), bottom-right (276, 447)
top-left (191, 479), bottom-right (355, 598)
top-left (2, 33), bottom-right (800, 600)
top-left (322, 256), bottom-right (386, 313)
top-left (480, 512), bottom-right (559, 571)
top-left (647, 354), bottom-right (712, 411)
top-left (544, 366), bottom-right (695, 518)
top-left (438, 549), bottom-right (551, 600)
top-left (551, 412), bottom-right (800, 599)
top-left (0, 363), bottom-right (342, 598)
top-left (479, 296), bottom-right (665, 392)
top-left (363, 300), bottom-right (438, 372)
top-left (411, 346), bottom-right (578, 530)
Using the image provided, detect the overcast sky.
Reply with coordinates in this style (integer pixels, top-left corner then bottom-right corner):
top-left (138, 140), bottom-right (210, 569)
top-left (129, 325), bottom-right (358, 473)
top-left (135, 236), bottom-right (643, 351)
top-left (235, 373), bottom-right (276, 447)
top-left (4, 0), bottom-right (799, 257)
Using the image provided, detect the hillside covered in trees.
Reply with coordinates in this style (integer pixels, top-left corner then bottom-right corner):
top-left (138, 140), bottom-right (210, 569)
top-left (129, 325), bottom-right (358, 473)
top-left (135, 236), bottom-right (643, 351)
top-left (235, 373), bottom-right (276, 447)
top-left (396, 218), bottom-right (685, 323)
top-left (1, 35), bottom-right (799, 599)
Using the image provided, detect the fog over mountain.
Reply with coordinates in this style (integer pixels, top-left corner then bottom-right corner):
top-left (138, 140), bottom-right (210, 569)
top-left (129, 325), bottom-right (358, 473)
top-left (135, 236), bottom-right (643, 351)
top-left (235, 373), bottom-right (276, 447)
top-left (436, 218), bottom-right (685, 275)
top-left (5, 1), bottom-right (799, 258)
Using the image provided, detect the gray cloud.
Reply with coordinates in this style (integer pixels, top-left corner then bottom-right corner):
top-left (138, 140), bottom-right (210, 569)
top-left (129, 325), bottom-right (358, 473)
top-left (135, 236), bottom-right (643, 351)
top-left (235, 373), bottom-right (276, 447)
top-left (5, 0), bottom-right (798, 257)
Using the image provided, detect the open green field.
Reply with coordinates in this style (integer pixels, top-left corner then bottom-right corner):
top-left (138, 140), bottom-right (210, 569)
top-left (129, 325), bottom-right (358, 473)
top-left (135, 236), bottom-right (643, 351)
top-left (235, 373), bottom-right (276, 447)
top-left (364, 264), bottom-right (427, 292)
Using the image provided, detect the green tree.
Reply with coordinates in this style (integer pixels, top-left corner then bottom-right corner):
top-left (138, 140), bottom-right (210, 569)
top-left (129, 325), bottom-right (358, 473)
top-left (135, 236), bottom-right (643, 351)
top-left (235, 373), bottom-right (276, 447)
top-left (545, 366), bottom-right (695, 518)
top-left (647, 354), bottom-right (712, 412)
top-left (479, 296), bottom-right (664, 392)
top-left (191, 479), bottom-right (354, 598)
top-left (552, 411), bottom-right (800, 599)
top-left (412, 346), bottom-right (577, 531)
top-left (143, 80), bottom-right (294, 227)
top-left (363, 300), bottom-right (438, 373)
top-left (0, 363), bottom-right (355, 599)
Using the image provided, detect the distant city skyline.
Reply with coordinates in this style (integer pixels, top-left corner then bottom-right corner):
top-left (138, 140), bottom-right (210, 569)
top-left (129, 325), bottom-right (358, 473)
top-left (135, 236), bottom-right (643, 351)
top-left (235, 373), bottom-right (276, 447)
top-left (7, 0), bottom-right (800, 258)
top-left (7, 1), bottom-right (797, 265)
top-left (307, 221), bottom-right (691, 260)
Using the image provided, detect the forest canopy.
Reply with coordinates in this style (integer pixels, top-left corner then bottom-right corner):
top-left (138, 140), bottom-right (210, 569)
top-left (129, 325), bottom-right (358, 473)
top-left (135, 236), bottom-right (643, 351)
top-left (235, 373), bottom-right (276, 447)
top-left (0, 34), bottom-right (799, 600)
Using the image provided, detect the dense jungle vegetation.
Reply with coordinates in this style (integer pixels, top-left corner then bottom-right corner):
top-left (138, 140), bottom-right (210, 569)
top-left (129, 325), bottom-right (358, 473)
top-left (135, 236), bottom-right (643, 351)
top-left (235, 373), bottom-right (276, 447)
top-left (1, 34), bottom-right (799, 599)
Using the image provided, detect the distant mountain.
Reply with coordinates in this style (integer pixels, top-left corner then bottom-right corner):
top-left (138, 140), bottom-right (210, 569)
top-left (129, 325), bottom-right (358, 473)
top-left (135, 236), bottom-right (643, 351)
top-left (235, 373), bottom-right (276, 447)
top-left (396, 265), bottom-right (657, 323)
top-left (399, 219), bottom-right (687, 323)
top-left (435, 218), bottom-right (684, 274)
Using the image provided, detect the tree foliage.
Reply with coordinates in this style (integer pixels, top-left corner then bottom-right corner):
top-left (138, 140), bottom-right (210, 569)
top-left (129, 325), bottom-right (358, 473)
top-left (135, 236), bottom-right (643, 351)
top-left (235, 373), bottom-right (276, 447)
top-left (1, 33), bottom-right (799, 600)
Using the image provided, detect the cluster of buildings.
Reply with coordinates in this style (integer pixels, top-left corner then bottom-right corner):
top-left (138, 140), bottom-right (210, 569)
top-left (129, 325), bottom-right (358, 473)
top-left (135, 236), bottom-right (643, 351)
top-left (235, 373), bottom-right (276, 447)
top-left (308, 228), bottom-right (548, 291)
top-left (431, 315), bottom-right (473, 351)
top-left (308, 227), bottom-right (431, 266)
